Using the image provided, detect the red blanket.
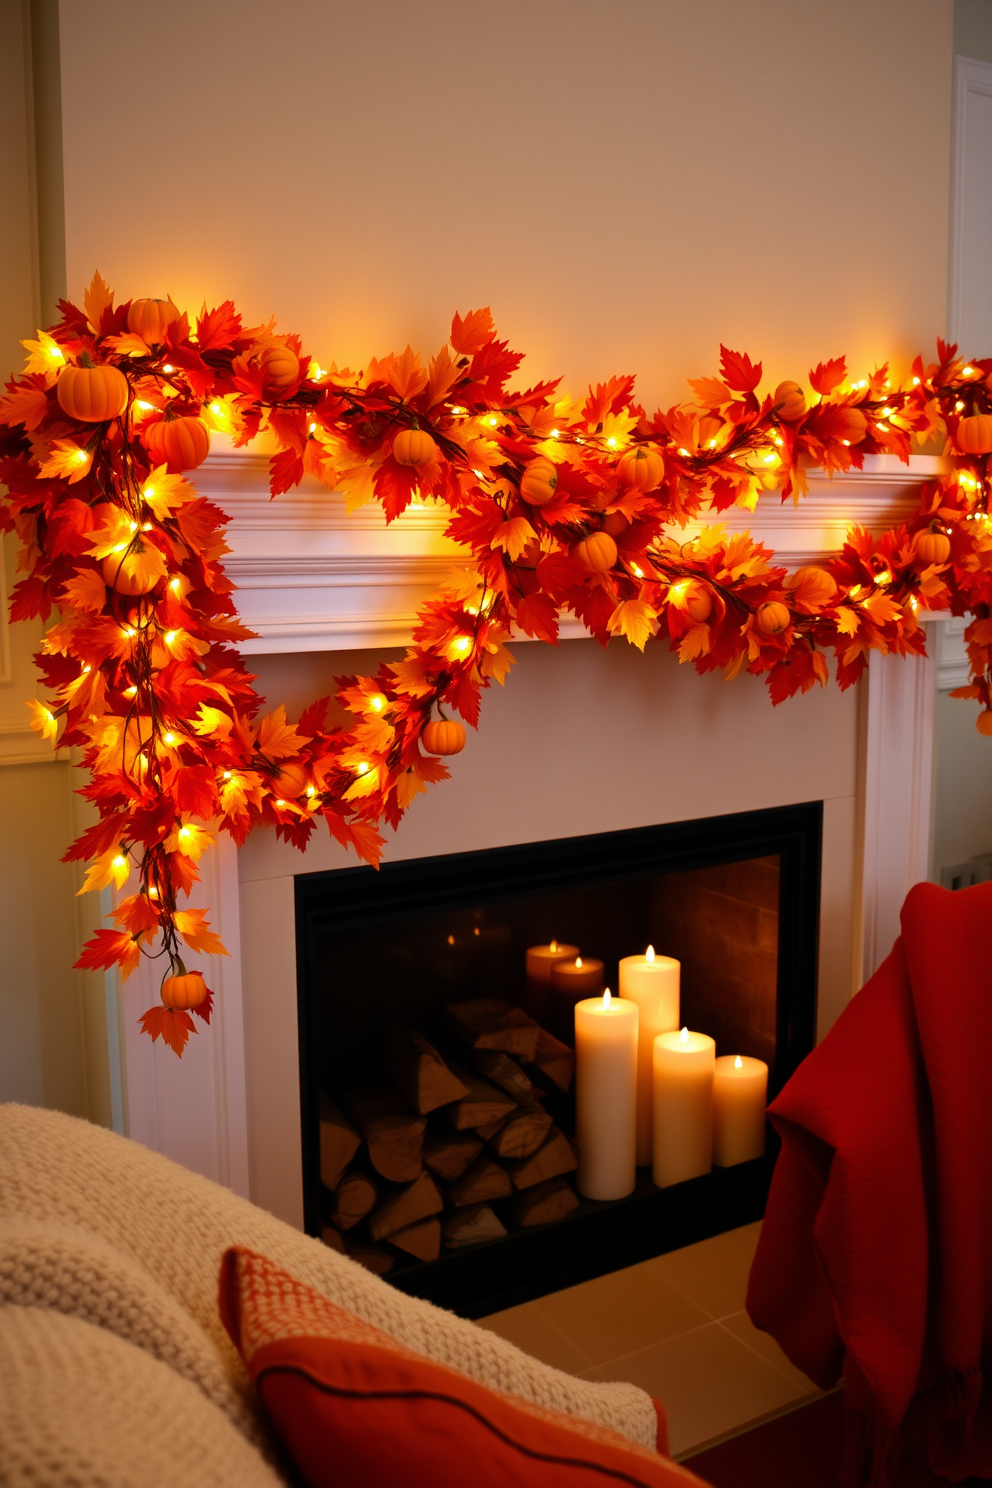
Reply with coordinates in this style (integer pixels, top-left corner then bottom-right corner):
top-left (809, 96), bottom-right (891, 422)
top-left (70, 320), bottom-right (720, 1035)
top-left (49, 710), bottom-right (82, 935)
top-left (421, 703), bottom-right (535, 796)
top-left (746, 880), bottom-right (992, 1485)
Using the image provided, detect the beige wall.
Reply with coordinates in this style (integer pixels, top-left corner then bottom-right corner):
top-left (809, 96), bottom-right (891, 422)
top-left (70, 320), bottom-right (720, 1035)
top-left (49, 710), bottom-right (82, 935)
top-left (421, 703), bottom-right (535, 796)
top-left (59, 0), bottom-right (951, 407)
top-left (932, 688), bottom-right (992, 876)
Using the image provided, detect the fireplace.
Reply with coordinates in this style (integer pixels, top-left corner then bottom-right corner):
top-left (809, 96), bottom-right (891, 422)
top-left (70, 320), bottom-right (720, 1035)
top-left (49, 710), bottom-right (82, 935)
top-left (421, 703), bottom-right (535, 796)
top-left (295, 800), bottom-right (821, 1317)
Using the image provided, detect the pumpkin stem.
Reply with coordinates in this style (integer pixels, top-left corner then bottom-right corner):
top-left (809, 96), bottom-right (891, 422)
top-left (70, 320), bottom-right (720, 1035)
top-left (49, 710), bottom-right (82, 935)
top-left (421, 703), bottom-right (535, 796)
top-left (79, 351), bottom-right (95, 369)
top-left (164, 955), bottom-right (188, 985)
top-left (434, 703), bottom-right (449, 722)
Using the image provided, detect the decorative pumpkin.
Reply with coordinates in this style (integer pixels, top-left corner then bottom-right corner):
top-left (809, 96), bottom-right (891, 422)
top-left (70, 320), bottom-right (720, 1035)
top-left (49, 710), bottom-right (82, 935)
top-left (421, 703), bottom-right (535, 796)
top-left (756, 600), bottom-right (791, 635)
top-left (914, 528), bottom-right (951, 565)
top-left (56, 362), bottom-right (129, 422)
top-left (618, 446), bottom-right (664, 490)
top-left (142, 415), bottom-right (211, 473)
top-left (978, 709), bottom-right (992, 737)
top-left (519, 456), bottom-right (559, 505)
top-left (575, 531), bottom-right (618, 573)
top-left (422, 718), bottom-right (466, 756)
top-left (773, 380), bottom-right (807, 422)
top-left (392, 428), bottom-right (438, 467)
top-left (260, 344), bottom-right (300, 397)
top-left (602, 510), bottom-right (629, 537)
top-left (270, 762), bottom-right (308, 800)
top-left (102, 543), bottom-right (164, 596)
top-left (956, 413), bottom-right (992, 455)
top-left (161, 967), bottom-right (207, 1010)
top-left (684, 582), bottom-right (714, 623)
top-left (785, 565), bottom-right (839, 607)
top-left (835, 408), bottom-right (868, 444)
top-left (127, 297), bottom-right (179, 347)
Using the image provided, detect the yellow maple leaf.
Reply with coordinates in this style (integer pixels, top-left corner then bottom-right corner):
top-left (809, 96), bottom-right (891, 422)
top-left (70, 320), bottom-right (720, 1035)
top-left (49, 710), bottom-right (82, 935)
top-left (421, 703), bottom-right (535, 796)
top-left (861, 593), bottom-right (903, 626)
top-left (833, 606), bottom-right (861, 636)
top-left (255, 704), bottom-right (310, 760)
top-left (384, 346), bottom-right (429, 402)
top-left (342, 764), bottom-right (381, 801)
top-left (174, 908), bottom-right (229, 957)
top-left (192, 704), bottom-right (233, 739)
top-left (390, 654), bottom-right (435, 697)
top-left (60, 568), bottom-right (109, 614)
top-left (607, 599), bottom-right (658, 651)
top-left (165, 821), bottom-right (215, 862)
top-left (678, 623), bottom-right (713, 662)
top-left (77, 845), bottom-right (130, 896)
top-left (335, 461), bottom-right (378, 512)
top-left (26, 699), bottom-right (59, 742)
top-left (102, 332), bottom-right (151, 357)
top-left (84, 270), bottom-right (114, 332)
top-left (721, 532), bottom-right (771, 581)
top-left (141, 466), bottom-right (194, 519)
top-left (490, 516), bottom-right (537, 562)
top-left (353, 715), bottom-right (395, 754)
top-left (600, 408), bottom-right (638, 450)
top-left (86, 508), bottom-right (137, 559)
top-left (21, 329), bottom-right (67, 384)
top-left (479, 638), bottom-right (515, 685)
top-left (36, 439), bottom-right (94, 483)
top-left (393, 765), bottom-right (427, 811)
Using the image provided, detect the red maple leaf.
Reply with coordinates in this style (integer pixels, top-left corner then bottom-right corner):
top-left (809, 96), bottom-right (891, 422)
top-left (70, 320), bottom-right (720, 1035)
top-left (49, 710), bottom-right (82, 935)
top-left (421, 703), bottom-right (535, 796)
top-left (719, 346), bottom-right (762, 394)
top-left (196, 301), bottom-right (242, 351)
top-left (74, 929), bottom-right (142, 979)
top-left (809, 357), bottom-right (848, 395)
top-left (513, 592), bottom-right (560, 643)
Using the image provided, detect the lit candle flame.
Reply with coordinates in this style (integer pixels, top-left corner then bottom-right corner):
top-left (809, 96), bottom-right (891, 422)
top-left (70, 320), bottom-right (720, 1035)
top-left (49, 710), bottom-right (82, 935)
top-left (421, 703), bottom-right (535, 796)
top-left (575, 957), bottom-right (583, 968)
top-left (680, 1027), bottom-right (689, 1044)
top-left (646, 944), bottom-right (655, 962)
top-left (734, 1055), bottom-right (743, 1069)
top-left (447, 934), bottom-right (455, 945)
top-left (550, 939), bottom-right (558, 952)
top-left (602, 988), bottom-right (612, 1009)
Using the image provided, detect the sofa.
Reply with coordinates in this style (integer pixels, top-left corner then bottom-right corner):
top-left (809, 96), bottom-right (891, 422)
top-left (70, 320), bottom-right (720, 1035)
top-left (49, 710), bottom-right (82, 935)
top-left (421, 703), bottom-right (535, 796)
top-left (0, 1102), bottom-right (670, 1486)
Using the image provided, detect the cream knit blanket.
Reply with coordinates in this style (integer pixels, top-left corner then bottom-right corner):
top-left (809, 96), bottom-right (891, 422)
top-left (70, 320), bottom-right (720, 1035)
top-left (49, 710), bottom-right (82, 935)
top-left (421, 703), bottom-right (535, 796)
top-left (0, 1103), bottom-right (658, 1467)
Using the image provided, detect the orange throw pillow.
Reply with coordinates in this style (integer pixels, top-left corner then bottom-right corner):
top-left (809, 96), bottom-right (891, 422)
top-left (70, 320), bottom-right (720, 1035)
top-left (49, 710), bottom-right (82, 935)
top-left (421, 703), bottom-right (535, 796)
top-left (219, 1246), bottom-right (695, 1488)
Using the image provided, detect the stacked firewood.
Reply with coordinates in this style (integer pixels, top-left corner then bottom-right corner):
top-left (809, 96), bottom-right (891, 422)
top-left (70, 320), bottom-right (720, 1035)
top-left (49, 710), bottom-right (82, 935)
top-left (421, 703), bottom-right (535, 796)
top-left (319, 998), bottom-right (580, 1273)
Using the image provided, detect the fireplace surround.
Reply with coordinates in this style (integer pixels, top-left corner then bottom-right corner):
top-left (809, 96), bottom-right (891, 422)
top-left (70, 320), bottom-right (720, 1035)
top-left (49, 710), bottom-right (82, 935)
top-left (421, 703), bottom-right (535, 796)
top-left (295, 801), bottom-right (821, 1316)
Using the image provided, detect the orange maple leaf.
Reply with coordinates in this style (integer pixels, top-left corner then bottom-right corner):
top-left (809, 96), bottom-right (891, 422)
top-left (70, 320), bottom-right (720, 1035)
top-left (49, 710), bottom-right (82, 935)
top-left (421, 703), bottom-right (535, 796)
top-left (384, 346), bottom-right (429, 402)
top-left (84, 270), bottom-right (115, 333)
top-left (138, 1005), bottom-right (196, 1056)
top-left (0, 383), bottom-right (50, 430)
top-left (173, 908), bottom-right (229, 957)
top-left (450, 308), bottom-right (495, 355)
top-left (60, 567), bottom-right (109, 613)
top-left (37, 439), bottom-right (93, 483)
top-left (255, 704), bottom-right (310, 760)
top-left (607, 599), bottom-right (658, 651)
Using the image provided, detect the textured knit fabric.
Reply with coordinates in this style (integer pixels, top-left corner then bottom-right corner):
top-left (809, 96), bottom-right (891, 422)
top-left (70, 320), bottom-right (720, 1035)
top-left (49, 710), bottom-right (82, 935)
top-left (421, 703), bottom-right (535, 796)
top-left (0, 1304), bottom-right (284, 1488)
top-left (0, 1102), bottom-right (659, 1457)
top-left (746, 880), bottom-right (992, 1486)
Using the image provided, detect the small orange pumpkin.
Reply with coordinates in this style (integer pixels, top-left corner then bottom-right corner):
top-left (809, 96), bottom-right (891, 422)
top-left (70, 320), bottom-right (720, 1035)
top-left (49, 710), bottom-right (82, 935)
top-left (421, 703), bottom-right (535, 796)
top-left (422, 718), bottom-right (466, 755)
top-left (785, 565), bottom-right (839, 608)
top-left (57, 362), bottom-right (129, 422)
top-left (575, 531), bottom-right (618, 573)
top-left (260, 344), bottom-right (301, 397)
top-left (978, 709), bottom-right (992, 737)
top-left (143, 415), bottom-right (211, 473)
top-left (127, 297), bottom-right (179, 347)
top-left (756, 600), bottom-right (791, 635)
top-left (270, 762), bottom-right (308, 800)
top-left (519, 456), bottom-right (559, 505)
top-left (393, 428), bottom-right (438, 467)
top-left (774, 380), bottom-right (807, 422)
top-left (102, 544), bottom-right (163, 596)
top-left (835, 408), bottom-right (868, 445)
top-left (684, 582), bottom-right (714, 623)
top-left (957, 414), bottom-right (992, 455)
top-left (161, 967), bottom-right (207, 1010)
top-left (602, 510), bottom-right (629, 537)
top-left (914, 528), bottom-right (951, 565)
top-left (618, 446), bottom-right (664, 490)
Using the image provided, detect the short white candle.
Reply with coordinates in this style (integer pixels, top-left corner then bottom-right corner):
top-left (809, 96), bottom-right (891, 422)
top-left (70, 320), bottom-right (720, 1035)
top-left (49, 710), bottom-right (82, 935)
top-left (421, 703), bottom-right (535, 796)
top-left (652, 1027), bottom-right (716, 1189)
top-left (618, 946), bottom-right (680, 1165)
top-left (575, 989), bottom-right (638, 1201)
top-left (713, 1055), bottom-right (768, 1167)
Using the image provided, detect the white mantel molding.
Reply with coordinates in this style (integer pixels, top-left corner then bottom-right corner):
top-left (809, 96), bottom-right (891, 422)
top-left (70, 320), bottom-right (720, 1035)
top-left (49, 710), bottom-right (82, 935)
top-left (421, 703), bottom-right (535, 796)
top-left (196, 444), bottom-right (944, 656)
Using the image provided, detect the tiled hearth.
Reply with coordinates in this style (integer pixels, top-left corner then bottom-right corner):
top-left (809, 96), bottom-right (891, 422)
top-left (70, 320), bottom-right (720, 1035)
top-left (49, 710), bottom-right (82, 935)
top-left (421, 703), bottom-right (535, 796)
top-left (481, 1221), bottom-right (821, 1458)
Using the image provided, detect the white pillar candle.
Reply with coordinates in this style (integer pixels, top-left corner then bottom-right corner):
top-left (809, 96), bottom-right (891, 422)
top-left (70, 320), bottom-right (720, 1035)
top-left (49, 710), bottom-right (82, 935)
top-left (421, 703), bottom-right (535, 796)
top-left (575, 989), bottom-right (638, 1201)
top-left (652, 1027), bottom-right (716, 1189)
top-left (618, 946), bottom-right (680, 1165)
top-left (713, 1055), bottom-right (768, 1167)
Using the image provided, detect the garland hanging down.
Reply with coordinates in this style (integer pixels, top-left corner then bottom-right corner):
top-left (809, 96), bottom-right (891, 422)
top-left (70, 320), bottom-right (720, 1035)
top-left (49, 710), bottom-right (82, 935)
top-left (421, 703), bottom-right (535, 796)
top-left (2, 273), bottom-right (991, 1054)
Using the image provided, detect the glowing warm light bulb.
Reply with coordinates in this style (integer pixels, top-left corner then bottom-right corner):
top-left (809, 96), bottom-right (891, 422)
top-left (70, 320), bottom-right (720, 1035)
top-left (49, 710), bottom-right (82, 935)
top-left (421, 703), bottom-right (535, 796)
top-left (680, 1026), bottom-right (689, 1044)
top-left (451, 635), bottom-right (472, 655)
top-left (137, 401), bottom-right (155, 411)
top-left (81, 664), bottom-right (92, 674)
top-left (178, 826), bottom-right (191, 839)
top-left (606, 436), bottom-right (618, 448)
top-left (876, 570), bottom-right (892, 586)
top-left (112, 854), bottom-right (126, 869)
top-left (308, 422), bottom-right (317, 433)
top-left (163, 732), bottom-right (177, 745)
top-left (630, 562), bottom-right (644, 578)
top-left (964, 366), bottom-right (977, 376)
top-left (305, 784), bottom-right (316, 797)
top-left (274, 798), bottom-right (287, 808)
top-left (164, 631), bottom-right (178, 646)
top-left (602, 988), bottom-right (612, 1008)
top-left (956, 400), bottom-right (965, 412)
top-left (550, 428), bottom-right (560, 439)
top-left (221, 770), bottom-right (232, 780)
top-left (210, 403), bottom-right (223, 415)
top-left (162, 364), bottom-right (174, 373)
top-left (646, 945), bottom-right (655, 962)
top-left (355, 761), bottom-right (369, 774)
top-left (123, 686), bottom-right (137, 697)
top-left (678, 447), bottom-right (690, 456)
top-left (487, 415), bottom-right (498, 427)
top-left (734, 1055), bottom-right (743, 1069)
top-left (369, 694), bottom-right (386, 713)
top-left (169, 577), bottom-right (182, 592)
top-left (48, 344), bottom-right (65, 364)
top-left (148, 886), bottom-right (158, 899)
top-left (473, 926), bottom-right (480, 937)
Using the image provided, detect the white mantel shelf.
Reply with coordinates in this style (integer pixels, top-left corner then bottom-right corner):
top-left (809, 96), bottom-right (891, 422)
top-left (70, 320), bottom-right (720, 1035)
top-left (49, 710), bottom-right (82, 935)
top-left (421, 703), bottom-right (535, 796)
top-left (197, 444), bottom-right (944, 656)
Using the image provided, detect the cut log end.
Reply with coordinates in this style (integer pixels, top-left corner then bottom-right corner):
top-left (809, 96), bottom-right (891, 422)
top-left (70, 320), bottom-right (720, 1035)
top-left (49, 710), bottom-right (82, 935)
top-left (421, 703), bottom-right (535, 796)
top-left (510, 1176), bottom-right (580, 1228)
top-left (388, 1215), bottom-right (442, 1263)
top-left (443, 1204), bottom-right (508, 1250)
top-left (387, 1025), bottom-right (470, 1115)
top-left (447, 998), bottom-right (540, 1062)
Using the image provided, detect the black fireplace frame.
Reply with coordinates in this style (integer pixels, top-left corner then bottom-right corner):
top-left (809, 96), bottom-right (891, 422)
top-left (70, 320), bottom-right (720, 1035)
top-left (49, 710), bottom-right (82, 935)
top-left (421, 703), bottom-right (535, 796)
top-left (295, 800), bottom-right (822, 1317)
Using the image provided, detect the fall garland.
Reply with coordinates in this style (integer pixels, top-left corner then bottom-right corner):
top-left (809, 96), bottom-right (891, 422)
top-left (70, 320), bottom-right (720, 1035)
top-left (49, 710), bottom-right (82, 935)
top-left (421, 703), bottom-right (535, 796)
top-left (2, 273), bottom-right (991, 1055)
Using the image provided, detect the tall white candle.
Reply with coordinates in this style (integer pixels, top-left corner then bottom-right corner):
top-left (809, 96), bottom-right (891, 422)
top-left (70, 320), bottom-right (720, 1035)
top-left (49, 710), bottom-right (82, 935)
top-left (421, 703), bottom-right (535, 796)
top-left (652, 1027), bottom-right (716, 1189)
top-left (618, 946), bottom-right (680, 1165)
top-left (713, 1055), bottom-right (768, 1166)
top-left (575, 989), bottom-right (638, 1201)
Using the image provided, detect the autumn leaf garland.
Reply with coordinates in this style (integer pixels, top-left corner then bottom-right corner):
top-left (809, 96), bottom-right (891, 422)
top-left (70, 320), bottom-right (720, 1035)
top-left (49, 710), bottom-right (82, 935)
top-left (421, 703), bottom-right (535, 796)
top-left (1, 273), bottom-right (991, 1056)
